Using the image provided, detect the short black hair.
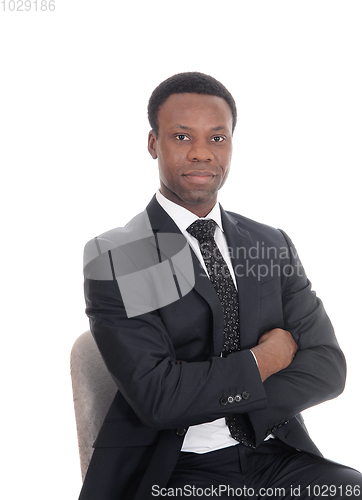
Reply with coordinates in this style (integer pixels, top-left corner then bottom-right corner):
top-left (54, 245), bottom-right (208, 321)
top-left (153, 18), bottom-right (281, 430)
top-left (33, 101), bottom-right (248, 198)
top-left (148, 72), bottom-right (237, 137)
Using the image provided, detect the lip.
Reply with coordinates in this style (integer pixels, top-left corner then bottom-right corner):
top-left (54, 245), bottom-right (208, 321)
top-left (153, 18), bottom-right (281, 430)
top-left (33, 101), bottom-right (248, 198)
top-left (183, 170), bottom-right (216, 184)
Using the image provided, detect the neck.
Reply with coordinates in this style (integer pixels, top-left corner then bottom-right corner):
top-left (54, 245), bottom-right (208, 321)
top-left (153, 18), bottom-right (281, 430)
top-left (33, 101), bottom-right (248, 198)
top-left (160, 186), bottom-right (217, 218)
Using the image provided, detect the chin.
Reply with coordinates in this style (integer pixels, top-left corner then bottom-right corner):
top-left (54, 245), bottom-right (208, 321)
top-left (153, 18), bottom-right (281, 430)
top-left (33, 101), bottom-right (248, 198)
top-left (183, 190), bottom-right (216, 206)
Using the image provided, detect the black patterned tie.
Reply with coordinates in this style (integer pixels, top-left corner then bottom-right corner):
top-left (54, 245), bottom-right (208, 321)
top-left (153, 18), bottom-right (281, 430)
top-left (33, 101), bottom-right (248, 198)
top-left (187, 219), bottom-right (254, 446)
top-left (187, 219), bottom-right (240, 355)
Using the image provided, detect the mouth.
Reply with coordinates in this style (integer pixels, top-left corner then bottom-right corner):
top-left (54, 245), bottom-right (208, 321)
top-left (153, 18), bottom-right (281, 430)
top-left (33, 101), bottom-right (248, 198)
top-left (182, 170), bottom-right (216, 185)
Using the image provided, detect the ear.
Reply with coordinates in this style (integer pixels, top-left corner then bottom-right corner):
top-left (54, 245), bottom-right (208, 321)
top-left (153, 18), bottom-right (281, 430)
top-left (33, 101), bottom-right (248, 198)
top-left (148, 130), bottom-right (158, 159)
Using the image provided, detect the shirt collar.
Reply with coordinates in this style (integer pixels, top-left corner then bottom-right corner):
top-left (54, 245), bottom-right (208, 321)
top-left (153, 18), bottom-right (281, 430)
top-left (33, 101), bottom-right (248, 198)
top-left (155, 190), bottom-right (224, 235)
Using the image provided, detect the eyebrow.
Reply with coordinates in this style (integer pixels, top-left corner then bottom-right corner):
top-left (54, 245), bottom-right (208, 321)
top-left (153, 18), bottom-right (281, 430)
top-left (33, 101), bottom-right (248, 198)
top-left (174, 124), bottom-right (227, 132)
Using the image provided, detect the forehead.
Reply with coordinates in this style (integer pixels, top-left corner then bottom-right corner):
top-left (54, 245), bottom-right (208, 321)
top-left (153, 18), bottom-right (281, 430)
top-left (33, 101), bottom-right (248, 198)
top-left (157, 93), bottom-right (233, 130)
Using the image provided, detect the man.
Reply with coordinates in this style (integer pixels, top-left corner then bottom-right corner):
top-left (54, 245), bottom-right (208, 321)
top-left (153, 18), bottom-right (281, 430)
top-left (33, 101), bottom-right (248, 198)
top-left (80, 72), bottom-right (361, 499)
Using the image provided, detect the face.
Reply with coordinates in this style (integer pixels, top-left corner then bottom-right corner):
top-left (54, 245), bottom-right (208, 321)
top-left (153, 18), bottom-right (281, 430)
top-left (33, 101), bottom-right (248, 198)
top-left (148, 93), bottom-right (233, 217)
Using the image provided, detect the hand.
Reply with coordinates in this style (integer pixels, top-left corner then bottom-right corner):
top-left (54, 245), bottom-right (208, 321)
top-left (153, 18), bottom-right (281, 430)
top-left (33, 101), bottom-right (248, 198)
top-left (250, 328), bottom-right (298, 382)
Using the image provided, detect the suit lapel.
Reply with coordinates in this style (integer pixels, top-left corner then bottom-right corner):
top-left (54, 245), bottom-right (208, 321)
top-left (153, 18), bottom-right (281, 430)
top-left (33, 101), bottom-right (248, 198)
top-left (221, 207), bottom-right (261, 350)
top-left (190, 250), bottom-right (225, 355)
top-left (146, 196), bottom-right (224, 355)
top-left (146, 196), bottom-right (261, 353)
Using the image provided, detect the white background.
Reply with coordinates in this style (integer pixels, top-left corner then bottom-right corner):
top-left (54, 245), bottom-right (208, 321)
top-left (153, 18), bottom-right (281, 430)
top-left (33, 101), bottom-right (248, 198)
top-left (1, 1), bottom-right (361, 498)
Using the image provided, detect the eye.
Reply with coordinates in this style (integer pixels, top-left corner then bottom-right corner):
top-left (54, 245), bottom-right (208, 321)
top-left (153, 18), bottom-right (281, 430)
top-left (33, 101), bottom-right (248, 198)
top-left (175, 134), bottom-right (190, 141)
top-left (212, 136), bottom-right (225, 143)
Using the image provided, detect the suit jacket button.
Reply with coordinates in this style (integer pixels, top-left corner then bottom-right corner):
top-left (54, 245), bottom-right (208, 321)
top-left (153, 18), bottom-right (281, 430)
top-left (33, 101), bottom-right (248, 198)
top-left (234, 394), bottom-right (242, 402)
top-left (176, 428), bottom-right (187, 436)
top-left (242, 391), bottom-right (250, 400)
top-left (227, 395), bottom-right (235, 403)
top-left (220, 397), bottom-right (228, 406)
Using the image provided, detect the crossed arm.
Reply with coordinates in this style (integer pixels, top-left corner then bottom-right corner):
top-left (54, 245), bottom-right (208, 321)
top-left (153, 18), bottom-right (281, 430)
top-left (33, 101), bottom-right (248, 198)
top-left (251, 328), bottom-right (298, 383)
top-left (84, 230), bottom-right (346, 443)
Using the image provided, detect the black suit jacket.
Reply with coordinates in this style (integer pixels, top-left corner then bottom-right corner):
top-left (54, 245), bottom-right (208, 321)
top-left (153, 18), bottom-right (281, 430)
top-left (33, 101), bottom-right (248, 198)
top-left (79, 196), bottom-right (346, 500)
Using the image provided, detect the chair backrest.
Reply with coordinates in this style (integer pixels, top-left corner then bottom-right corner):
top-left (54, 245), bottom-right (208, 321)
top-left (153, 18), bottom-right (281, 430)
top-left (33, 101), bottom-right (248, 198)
top-left (71, 330), bottom-right (118, 481)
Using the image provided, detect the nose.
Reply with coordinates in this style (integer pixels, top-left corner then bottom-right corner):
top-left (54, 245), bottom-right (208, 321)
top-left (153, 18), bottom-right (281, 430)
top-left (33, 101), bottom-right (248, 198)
top-left (187, 140), bottom-right (214, 162)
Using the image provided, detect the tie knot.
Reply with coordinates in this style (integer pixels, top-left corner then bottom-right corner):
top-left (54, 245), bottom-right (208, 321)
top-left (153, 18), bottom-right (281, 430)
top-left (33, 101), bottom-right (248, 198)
top-left (187, 219), bottom-right (217, 242)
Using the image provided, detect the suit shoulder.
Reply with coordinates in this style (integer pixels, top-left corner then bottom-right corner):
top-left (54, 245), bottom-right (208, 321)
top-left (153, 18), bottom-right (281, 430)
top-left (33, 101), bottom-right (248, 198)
top-left (84, 210), bottom-right (150, 251)
top-left (225, 210), bottom-right (288, 245)
top-left (83, 209), bottom-right (151, 270)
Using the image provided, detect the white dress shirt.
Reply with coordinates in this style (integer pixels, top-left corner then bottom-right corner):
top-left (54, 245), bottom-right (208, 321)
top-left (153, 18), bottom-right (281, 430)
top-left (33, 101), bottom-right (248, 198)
top-left (155, 191), bottom-right (243, 453)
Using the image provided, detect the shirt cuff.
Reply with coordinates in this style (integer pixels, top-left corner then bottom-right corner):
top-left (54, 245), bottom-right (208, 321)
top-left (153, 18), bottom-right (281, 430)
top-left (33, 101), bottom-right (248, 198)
top-left (250, 349), bottom-right (259, 368)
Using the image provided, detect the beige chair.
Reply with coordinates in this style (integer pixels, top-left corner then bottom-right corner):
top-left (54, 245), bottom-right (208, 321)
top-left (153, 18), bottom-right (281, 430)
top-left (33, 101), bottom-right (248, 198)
top-left (71, 330), bottom-right (118, 481)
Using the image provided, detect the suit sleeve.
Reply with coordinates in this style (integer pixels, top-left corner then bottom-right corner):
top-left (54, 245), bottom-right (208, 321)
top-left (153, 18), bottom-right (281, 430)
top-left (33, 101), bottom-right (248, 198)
top-left (248, 229), bottom-right (346, 446)
top-left (84, 238), bottom-right (268, 430)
